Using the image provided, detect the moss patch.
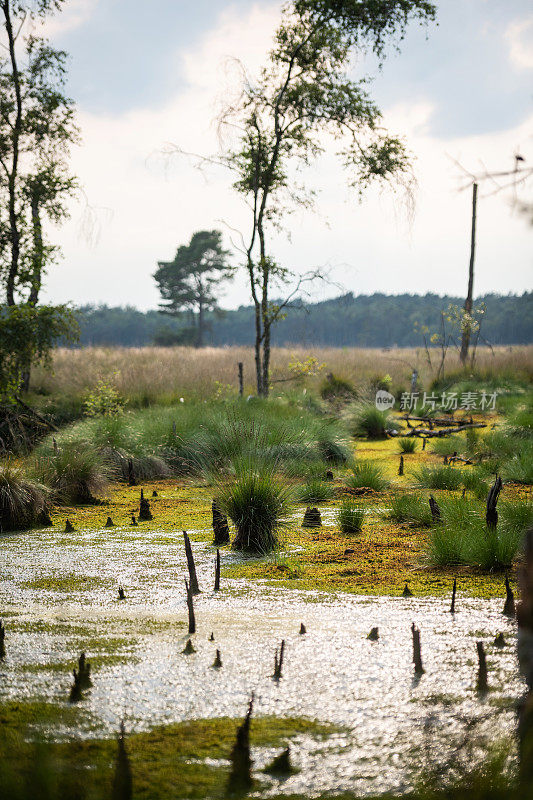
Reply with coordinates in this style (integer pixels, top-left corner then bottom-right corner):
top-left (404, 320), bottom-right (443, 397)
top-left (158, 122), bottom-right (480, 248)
top-left (0, 712), bottom-right (341, 800)
top-left (23, 574), bottom-right (111, 592)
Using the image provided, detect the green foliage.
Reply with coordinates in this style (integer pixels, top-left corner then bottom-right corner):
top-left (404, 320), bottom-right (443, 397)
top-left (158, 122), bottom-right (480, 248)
top-left (154, 230), bottom-right (233, 347)
top-left (320, 373), bottom-right (355, 401)
top-left (348, 403), bottom-right (390, 439)
top-left (0, 304), bottom-right (78, 399)
top-left (71, 293), bottom-right (533, 348)
top-left (296, 478), bottom-right (335, 503)
top-left (0, 458), bottom-right (49, 531)
top-left (216, 462), bottom-right (293, 553)
top-left (83, 379), bottom-right (124, 417)
top-left (29, 441), bottom-right (110, 504)
top-left (345, 461), bottom-right (390, 491)
top-left (336, 500), bottom-right (364, 533)
top-left (398, 437), bottom-right (417, 453)
top-left (502, 442), bottom-right (533, 485)
top-left (427, 497), bottom-right (533, 569)
top-left (413, 464), bottom-right (464, 491)
top-left (388, 494), bottom-right (433, 527)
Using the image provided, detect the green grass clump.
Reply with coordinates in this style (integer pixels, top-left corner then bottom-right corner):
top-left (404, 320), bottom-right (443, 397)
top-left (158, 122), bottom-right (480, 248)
top-left (296, 478), bottom-right (335, 503)
top-left (427, 497), bottom-right (532, 569)
top-left (430, 435), bottom-right (467, 457)
top-left (413, 464), bottom-right (464, 491)
top-left (398, 437), bottom-right (417, 453)
top-left (29, 442), bottom-right (110, 504)
top-left (502, 442), bottom-right (533, 485)
top-left (336, 500), bottom-right (365, 533)
top-left (320, 373), bottom-right (355, 401)
top-left (388, 494), bottom-right (433, 527)
top-left (348, 403), bottom-right (390, 440)
top-left (0, 459), bottom-right (50, 532)
top-left (345, 461), bottom-right (390, 491)
top-left (216, 460), bottom-right (293, 554)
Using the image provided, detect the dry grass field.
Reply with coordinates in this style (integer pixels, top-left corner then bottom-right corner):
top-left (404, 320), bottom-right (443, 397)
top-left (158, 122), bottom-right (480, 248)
top-left (32, 344), bottom-right (533, 402)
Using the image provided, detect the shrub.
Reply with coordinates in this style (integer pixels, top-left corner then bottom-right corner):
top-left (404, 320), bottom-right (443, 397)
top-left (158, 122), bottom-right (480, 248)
top-left (398, 437), bottom-right (417, 454)
top-left (320, 373), bottom-right (355, 401)
top-left (345, 461), bottom-right (390, 491)
top-left (29, 442), bottom-right (110, 504)
top-left (348, 403), bottom-right (390, 440)
top-left (296, 478), bottom-right (335, 503)
top-left (216, 464), bottom-right (293, 554)
top-left (336, 500), bottom-right (364, 533)
top-left (83, 379), bottom-right (125, 417)
top-left (388, 494), bottom-right (433, 527)
top-left (0, 459), bottom-right (50, 532)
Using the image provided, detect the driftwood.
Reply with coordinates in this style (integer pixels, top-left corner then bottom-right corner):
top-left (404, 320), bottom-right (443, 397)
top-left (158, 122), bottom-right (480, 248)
top-left (407, 422), bottom-right (486, 439)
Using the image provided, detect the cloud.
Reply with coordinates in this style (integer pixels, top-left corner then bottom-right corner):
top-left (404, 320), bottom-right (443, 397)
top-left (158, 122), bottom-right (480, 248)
top-left (506, 16), bottom-right (533, 70)
top-left (41, 1), bottom-right (533, 311)
top-left (34, 0), bottom-right (99, 39)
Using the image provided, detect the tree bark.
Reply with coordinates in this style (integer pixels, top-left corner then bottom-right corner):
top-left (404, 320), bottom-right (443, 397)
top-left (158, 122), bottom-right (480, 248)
top-left (28, 190), bottom-right (43, 306)
top-left (3, 0), bottom-right (22, 307)
top-left (460, 182), bottom-right (478, 364)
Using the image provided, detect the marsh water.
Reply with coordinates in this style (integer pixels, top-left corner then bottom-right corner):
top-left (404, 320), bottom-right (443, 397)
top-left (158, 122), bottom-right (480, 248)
top-left (0, 518), bottom-right (523, 796)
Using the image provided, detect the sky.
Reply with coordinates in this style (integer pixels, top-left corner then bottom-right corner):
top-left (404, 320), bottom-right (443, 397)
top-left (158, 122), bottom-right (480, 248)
top-left (34, 0), bottom-right (533, 310)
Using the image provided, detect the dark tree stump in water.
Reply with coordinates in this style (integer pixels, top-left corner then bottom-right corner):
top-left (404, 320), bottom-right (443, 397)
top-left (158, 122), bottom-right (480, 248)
top-left (127, 459), bottom-right (137, 487)
top-left (429, 495), bottom-right (441, 523)
top-left (503, 576), bottom-right (515, 617)
top-left (486, 475), bottom-right (502, 530)
top-left (112, 721), bottom-right (133, 800)
top-left (64, 519), bottom-right (75, 533)
top-left (214, 549), bottom-right (221, 592)
top-left (185, 579), bottom-right (196, 634)
top-left (402, 583), bottom-right (413, 597)
top-left (273, 640), bottom-right (285, 681)
top-left (0, 620), bottom-right (5, 658)
top-left (367, 627), bottom-right (379, 641)
top-left (302, 507), bottom-right (321, 528)
top-left (182, 638), bottom-right (196, 654)
top-left (212, 649), bottom-right (222, 669)
top-left (183, 531), bottom-right (200, 594)
top-left (105, 516), bottom-right (114, 528)
top-left (138, 489), bottom-right (152, 521)
top-left (212, 500), bottom-right (230, 545)
top-left (450, 578), bottom-right (457, 614)
top-left (411, 623), bottom-right (424, 675)
top-left (494, 633), bottom-right (505, 648)
top-left (325, 470), bottom-right (334, 481)
top-left (299, 623), bottom-right (306, 635)
top-left (476, 641), bottom-right (488, 692)
top-left (398, 455), bottom-right (404, 476)
top-left (264, 747), bottom-right (296, 776)
top-left (118, 587), bottom-right (125, 600)
top-left (227, 697), bottom-right (254, 795)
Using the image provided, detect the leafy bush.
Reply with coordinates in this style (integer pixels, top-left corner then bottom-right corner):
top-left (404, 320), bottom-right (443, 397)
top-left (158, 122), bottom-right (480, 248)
top-left (336, 500), bottom-right (364, 533)
top-left (348, 403), bottom-right (390, 440)
top-left (345, 461), bottom-right (390, 491)
top-left (29, 442), bottom-right (110, 504)
top-left (388, 494), bottom-right (433, 527)
top-left (398, 437), bottom-right (417, 453)
top-left (0, 459), bottom-right (50, 532)
top-left (216, 463), bottom-right (293, 553)
top-left (296, 478), bottom-right (335, 503)
top-left (83, 379), bottom-right (125, 417)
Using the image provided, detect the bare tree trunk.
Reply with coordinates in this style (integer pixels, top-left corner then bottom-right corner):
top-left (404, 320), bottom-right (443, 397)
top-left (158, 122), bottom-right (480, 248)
top-left (3, 0), bottom-right (22, 307)
top-left (28, 190), bottom-right (43, 306)
top-left (196, 298), bottom-right (204, 348)
top-left (460, 182), bottom-right (478, 364)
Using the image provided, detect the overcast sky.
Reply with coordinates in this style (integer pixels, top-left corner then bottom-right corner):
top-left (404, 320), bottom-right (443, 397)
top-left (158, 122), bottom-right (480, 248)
top-left (38, 0), bottom-right (533, 310)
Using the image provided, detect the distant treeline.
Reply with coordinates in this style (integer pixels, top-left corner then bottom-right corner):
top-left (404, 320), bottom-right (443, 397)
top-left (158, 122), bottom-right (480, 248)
top-left (75, 292), bottom-right (533, 348)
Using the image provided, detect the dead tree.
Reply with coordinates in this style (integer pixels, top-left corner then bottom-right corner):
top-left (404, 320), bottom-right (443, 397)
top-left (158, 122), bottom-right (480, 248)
top-left (183, 531), bottom-right (201, 594)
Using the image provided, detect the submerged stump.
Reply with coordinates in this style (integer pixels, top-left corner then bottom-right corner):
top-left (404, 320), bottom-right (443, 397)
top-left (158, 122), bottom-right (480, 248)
top-left (302, 507), bottom-right (321, 528)
top-left (212, 500), bottom-right (230, 545)
top-left (476, 641), bottom-right (488, 692)
top-left (227, 697), bottom-right (254, 796)
top-left (183, 531), bottom-right (201, 594)
top-left (411, 623), bottom-right (424, 675)
top-left (138, 489), bottom-right (152, 521)
top-left (504, 576), bottom-right (516, 617)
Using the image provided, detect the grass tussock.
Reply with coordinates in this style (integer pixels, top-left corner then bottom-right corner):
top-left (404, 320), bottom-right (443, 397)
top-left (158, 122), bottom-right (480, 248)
top-left (345, 461), bottom-right (390, 491)
top-left (398, 437), bottom-right (417, 453)
top-left (296, 478), bottom-right (335, 503)
top-left (348, 403), bottom-right (391, 440)
top-left (0, 459), bottom-right (50, 532)
top-left (413, 464), bottom-right (465, 491)
top-left (29, 442), bottom-right (110, 504)
top-left (388, 494), bottom-right (433, 527)
top-left (216, 462), bottom-right (293, 554)
top-left (336, 500), bottom-right (365, 533)
top-left (427, 498), bottom-right (533, 569)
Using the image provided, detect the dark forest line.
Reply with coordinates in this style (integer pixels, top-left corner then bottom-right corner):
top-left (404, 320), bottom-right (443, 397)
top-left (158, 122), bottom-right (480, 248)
top-left (74, 292), bottom-right (533, 348)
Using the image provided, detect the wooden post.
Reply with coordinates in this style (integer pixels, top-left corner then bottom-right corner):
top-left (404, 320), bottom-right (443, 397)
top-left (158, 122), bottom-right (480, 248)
top-left (238, 362), bottom-right (244, 397)
top-left (214, 549), bottom-right (221, 591)
top-left (185, 579), bottom-right (196, 634)
top-left (411, 623), bottom-right (424, 674)
top-left (476, 641), bottom-right (488, 692)
top-left (183, 531), bottom-right (200, 594)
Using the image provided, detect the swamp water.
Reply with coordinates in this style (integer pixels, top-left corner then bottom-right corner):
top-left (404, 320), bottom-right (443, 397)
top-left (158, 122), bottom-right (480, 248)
top-left (0, 521), bottom-right (524, 796)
